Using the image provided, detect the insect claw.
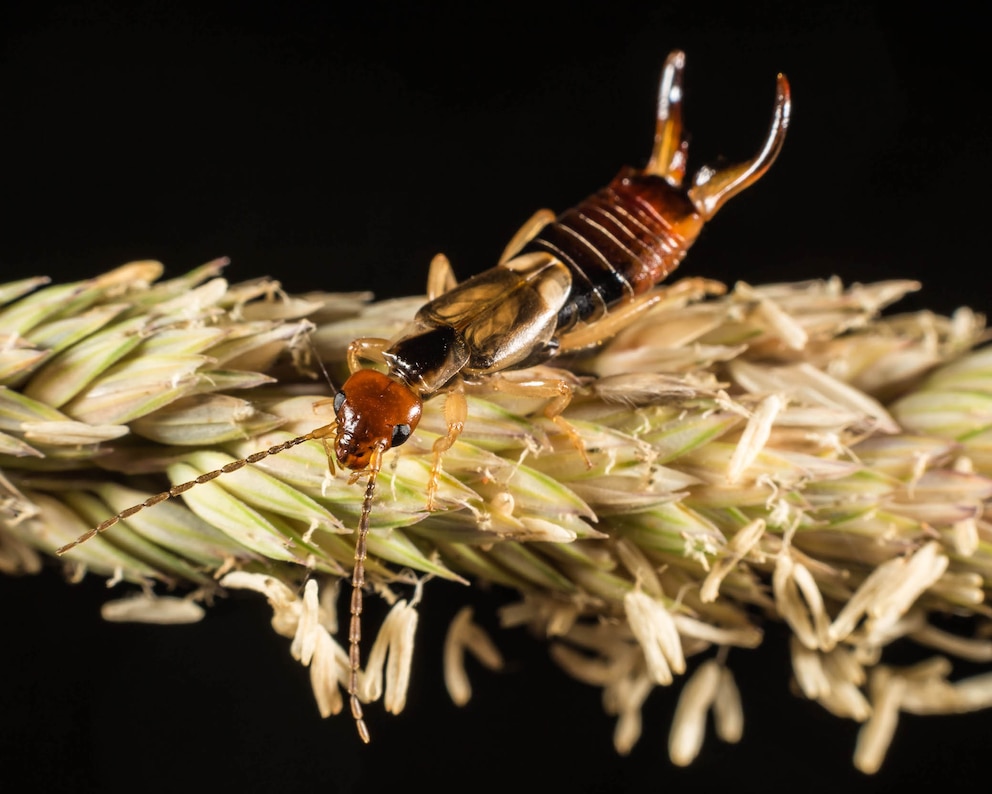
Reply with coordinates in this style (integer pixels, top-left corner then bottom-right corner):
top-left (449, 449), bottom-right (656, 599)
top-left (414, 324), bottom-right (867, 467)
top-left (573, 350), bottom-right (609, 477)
top-left (319, 437), bottom-right (337, 476)
top-left (425, 469), bottom-right (440, 512)
top-left (553, 415), bottom-right (592, 469)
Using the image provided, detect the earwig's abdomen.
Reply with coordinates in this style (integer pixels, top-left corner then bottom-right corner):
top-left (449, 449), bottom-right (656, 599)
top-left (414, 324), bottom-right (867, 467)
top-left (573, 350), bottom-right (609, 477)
top-left (522, 168), bottom-right (705, 328)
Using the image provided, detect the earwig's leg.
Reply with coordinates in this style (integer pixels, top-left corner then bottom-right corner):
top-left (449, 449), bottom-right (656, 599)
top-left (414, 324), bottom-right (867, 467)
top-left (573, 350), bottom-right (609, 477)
top-left (347, 337), bottom-right (391, 373)
top-left (652, 276), bottom-right (727, 303)
top-left (488, 374), bottom-right (591, 468)
top-left (427, 253), bottom-right (458, 301)
top-left (304, 399), bottom-right (341, 477)
top-left (307, 421), bottom-right (339, 478)
top-left (554, 277), bottom-right (726, 354)
top-left (426, 389), bottom-right (468, 510)
top-left (499, 208), bottom-right (555, 264)
top-left (555, 292), bottom-right (664, 354)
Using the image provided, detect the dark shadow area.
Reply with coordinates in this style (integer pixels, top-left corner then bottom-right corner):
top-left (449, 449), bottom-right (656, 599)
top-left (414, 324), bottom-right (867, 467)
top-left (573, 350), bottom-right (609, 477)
top-left (2, 3), bottom-right (989, 792)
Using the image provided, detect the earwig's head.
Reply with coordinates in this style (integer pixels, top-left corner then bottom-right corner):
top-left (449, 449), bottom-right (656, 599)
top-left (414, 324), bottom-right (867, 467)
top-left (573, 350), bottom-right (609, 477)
top-left (333, 369), bottom-right (423, 470)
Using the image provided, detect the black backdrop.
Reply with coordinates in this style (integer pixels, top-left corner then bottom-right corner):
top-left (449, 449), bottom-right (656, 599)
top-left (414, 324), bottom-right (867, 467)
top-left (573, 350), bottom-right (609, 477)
top-left (3, 2), bottom-right (990, 792)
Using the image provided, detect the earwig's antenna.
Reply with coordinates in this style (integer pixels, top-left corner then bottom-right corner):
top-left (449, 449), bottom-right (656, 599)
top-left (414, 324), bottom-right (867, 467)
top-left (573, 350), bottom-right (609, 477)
top-left (54, 424), bottom-right (338, 556)
top-left (57, 412), bottom-right (387, 744)
top-left (347, 442), bottom-right (385, 745)
top-left (301, 334), bottom-right (383, 744)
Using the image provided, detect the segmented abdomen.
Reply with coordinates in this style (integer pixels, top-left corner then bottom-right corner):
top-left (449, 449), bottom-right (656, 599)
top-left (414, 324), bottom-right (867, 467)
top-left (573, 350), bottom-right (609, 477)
top-left (521, 167), bottom-right (701, 330)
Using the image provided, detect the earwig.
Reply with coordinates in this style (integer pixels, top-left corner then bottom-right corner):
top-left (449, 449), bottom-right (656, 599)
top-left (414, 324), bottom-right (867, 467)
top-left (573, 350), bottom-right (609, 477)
top-left (56, 50), bottom-right (791, 743)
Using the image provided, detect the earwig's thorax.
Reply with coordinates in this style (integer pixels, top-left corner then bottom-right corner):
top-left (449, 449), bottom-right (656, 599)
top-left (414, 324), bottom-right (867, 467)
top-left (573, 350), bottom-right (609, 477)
top-left (382, 324), bottom-right (469, 397)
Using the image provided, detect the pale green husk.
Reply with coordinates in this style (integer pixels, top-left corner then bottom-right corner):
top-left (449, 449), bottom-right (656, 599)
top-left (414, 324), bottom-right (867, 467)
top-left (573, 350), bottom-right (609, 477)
top-left (2, 261), bottom-right (992, 772)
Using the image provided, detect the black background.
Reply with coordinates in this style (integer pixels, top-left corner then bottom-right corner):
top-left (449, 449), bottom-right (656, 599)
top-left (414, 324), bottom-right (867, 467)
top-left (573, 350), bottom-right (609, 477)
top-left (2, 2), bottom-right (990, 792)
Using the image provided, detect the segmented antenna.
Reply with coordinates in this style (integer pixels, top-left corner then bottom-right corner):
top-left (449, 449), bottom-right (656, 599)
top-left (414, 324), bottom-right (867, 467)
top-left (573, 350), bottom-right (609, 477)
top-left (55, 417), bottom-right (386, 745)
top-left (54, 424), bottom-right (337, 555)
top-left (347, 442), bottom-right (385, 744)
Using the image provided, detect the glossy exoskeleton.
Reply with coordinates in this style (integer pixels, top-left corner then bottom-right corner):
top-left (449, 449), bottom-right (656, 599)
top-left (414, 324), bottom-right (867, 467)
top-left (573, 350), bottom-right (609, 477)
top-left (58, 50), bottom-right (791, 743)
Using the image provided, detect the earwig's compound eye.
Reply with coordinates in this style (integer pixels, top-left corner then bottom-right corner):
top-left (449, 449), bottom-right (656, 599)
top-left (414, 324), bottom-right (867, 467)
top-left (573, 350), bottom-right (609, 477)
top-left (333, 391), bottom-right (346, 413)
top-left (391, 423), bottom-right (412, 447)
top-left (390, 423), bottom-right (412, 447)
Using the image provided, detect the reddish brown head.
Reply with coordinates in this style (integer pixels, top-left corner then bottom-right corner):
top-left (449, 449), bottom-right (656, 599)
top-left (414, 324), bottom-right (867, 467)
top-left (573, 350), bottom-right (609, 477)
top-left (333, 369), bottom-right (423, 470)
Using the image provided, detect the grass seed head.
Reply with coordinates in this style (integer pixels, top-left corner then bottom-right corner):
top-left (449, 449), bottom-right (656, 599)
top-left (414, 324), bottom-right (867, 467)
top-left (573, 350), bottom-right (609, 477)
top-left (2, 263), bottom-right (992, 770)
